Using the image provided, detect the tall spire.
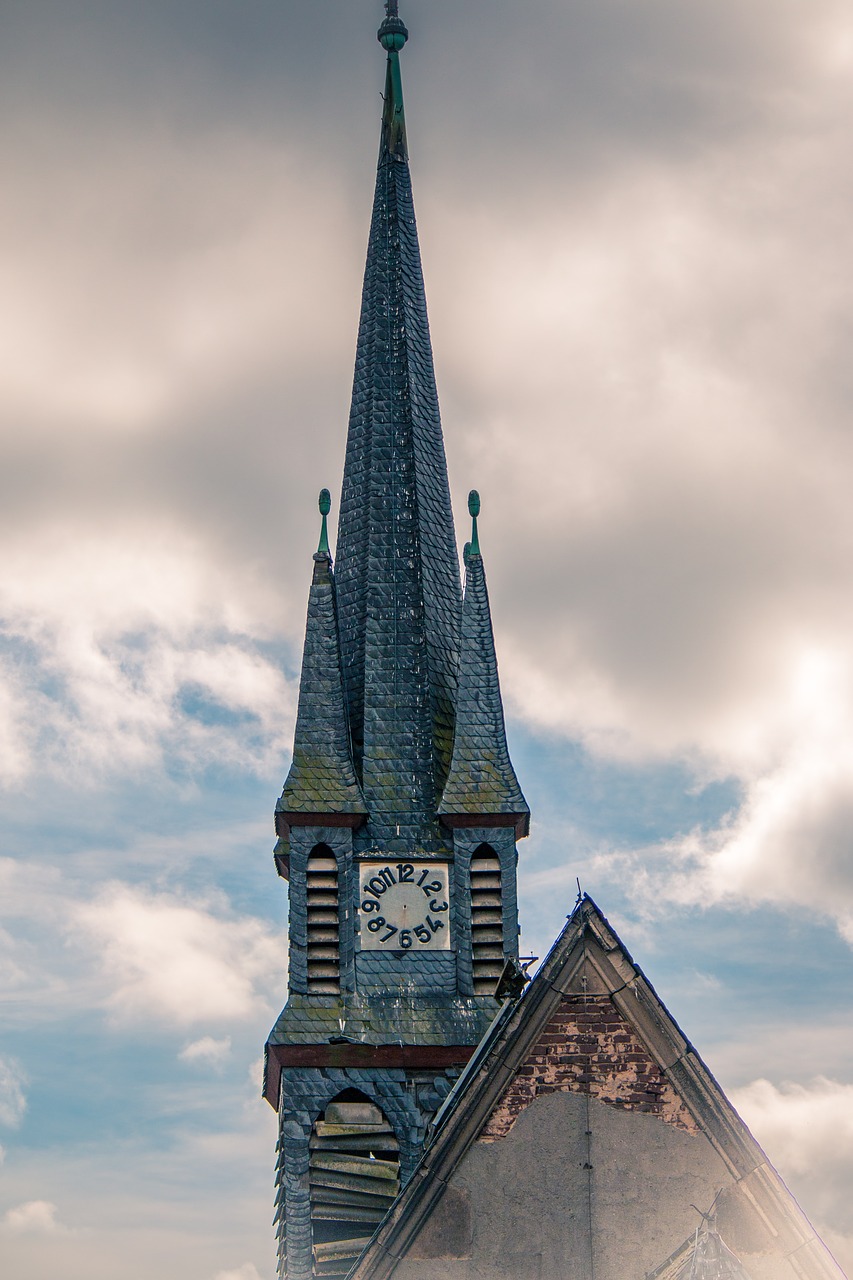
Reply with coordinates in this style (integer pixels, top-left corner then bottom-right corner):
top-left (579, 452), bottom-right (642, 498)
top-left (439, 495), bottom-right (529, 837)
top-left (334, 2), bottom-right (461, 852)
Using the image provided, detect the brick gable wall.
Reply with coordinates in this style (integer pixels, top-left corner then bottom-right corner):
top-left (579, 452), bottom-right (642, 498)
top-left (480, 993), bottom-right (698, 1141)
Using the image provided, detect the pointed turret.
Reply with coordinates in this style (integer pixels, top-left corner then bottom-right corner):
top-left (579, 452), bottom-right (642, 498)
top-left (334, 1), bottom-right (461, 852)
top-left (440, 492), bottom-right (529, 838)
top-left (275, 491), bottom-right (365, 872)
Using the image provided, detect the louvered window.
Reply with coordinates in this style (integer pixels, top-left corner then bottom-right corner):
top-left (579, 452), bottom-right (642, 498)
top-left (310, 1093), bottom-right (400, 1279)
top-left (306, 845), bottom-right (340, 993)
top-left (470, 846), bottom-right (504, 995)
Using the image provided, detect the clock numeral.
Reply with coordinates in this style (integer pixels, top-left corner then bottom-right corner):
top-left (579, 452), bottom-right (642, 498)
top-left (426, 915), bottom-right (445, 934)
top-left (417, 868), bottom-right (430, 887)
top-left (414, 924), bottom-right (431, 944)
top-left (396, 863), bottom-right (414, 883)
top-left (361, 898), bottom-right (380, 913)
top-left (365, 866), bottom-right (396, 898)
top-left (380, 923), bottom-right (398, 943)
top-left (421, 879), bottom-right (442, 898)
top-left (429, 898), bottom-right (448, 913)
top-left (399, 929), bottom-right (413, 949)
top-left (367, 916), bottom-right (386, 933)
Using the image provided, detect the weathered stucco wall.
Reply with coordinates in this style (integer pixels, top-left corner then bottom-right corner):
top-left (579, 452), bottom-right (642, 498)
top-left (390, 1089), bottom-right (804, 1280)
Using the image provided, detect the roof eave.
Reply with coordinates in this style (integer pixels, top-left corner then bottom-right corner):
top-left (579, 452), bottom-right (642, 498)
top-left (438, 810), bottom-right (530, 840)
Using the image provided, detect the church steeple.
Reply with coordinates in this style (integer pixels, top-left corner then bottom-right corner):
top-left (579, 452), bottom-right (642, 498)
top-left (334, 0), bottom-right (461, 854)
top-left (266, 12), bottom-right (527, 1279)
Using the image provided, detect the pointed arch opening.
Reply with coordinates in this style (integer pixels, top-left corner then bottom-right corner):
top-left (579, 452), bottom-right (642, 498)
top-left (470, 844), bottom-right (504, 995)
top-left (310, 1089), bottom-right (400, 1278)
top-left (306, 844), bottom-right (340, 993)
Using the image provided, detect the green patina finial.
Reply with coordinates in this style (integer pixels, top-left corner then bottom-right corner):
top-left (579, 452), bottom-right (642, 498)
top-left (468, 489), bottom-right (481, 555)
top-left (378, 1), bottom-right (408, 51)
top-left (317, 488), bottom-right (331, 556)
top-left (378, 1), bottom-right (408, 157)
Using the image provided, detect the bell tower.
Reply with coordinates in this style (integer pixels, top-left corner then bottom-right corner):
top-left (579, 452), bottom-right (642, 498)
top-left (264, 7), bottom-right (528, 1278)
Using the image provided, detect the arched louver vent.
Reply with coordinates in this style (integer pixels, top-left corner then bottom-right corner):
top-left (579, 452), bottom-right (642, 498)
top-left (470, 846), bottom-right (504, 995)
top-left (310, 1094), bottom-right (400, 1279)
top-left (306, 846), bottom-right (340, 993)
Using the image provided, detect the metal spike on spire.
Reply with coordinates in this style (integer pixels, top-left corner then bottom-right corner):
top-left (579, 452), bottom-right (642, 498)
top-left (468, 490), bottom-right (481, 556)
top-left (378, 0), bottom-right (408, 156)
top-left (317, 488), bottom-right (331, 556)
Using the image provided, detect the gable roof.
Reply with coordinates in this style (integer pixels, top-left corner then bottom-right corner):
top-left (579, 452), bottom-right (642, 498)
top-left (349, 895), bottom-right (846, 1280)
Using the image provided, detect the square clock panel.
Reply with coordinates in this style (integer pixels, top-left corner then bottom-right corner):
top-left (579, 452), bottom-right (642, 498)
top-left (358, 861), bottom-right (451, 951)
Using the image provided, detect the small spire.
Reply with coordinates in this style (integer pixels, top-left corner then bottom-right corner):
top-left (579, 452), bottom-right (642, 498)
top-left (468, 490), bottom-right (481, 556)
top-left (439, 513), bottom-right (529, 838)
top-left (277, 496), bottom-right (366, 830)
top-left (317, 488), bottom-right (331, 557)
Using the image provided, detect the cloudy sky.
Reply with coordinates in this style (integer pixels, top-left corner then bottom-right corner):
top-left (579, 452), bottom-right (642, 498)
top-left (1, 0), bottom-right (852, 1276)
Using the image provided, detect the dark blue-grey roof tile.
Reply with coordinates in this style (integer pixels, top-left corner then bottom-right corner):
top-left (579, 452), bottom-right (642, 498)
top-left (334, 62), bottom-right (461, 851)
top-left (278, 553), bottom-right (366, 816)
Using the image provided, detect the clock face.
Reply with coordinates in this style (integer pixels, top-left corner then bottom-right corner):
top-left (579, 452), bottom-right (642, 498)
top-left (357, 861), bottom-right (451, 951)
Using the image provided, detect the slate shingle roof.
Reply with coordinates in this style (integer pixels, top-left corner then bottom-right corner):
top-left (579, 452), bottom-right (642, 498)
top-left (277, 552), bottom-right (366, 817)
top-left (439, 546), bottom-right (529, 833)
top-left (333, 37), bottom-right (461, 850)
top-left (268, 993), bottom-right (496, 1049)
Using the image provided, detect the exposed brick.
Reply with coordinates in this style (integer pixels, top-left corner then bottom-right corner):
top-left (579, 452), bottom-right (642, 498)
top-left (479, 993), bottom-right (697, 1141)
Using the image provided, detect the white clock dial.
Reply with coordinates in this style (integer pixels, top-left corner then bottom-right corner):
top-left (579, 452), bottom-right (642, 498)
top-left (357, 861), bottom-right (451, 951)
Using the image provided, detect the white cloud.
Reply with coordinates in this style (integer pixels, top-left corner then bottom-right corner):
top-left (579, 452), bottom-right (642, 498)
top-left (248, 1056), bottom-right (266, 1095)
top-left (439, 138), bottom-right (853, 939)
top-left (605, 659), bottom-right (853, 934)
top-left (732, 1077), bottom-right (853, 1262)
top-left (0, 1056), bottom-right (27, 1129)
top-left (0, 1200), bottom-right (64, 1235)
top-left (73, 885), bottom-right (284, 1028)
top-left (732, 1077), bottom-right (853, 1181)
top-left (214, 1266), bottom-right (264, 1280)
top-left (0, 121), bottom-right (349, 437)
top-left (179, 1036), bottom-right (233, 1065)
top-left (0, 526), bottom-right (297, 791)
